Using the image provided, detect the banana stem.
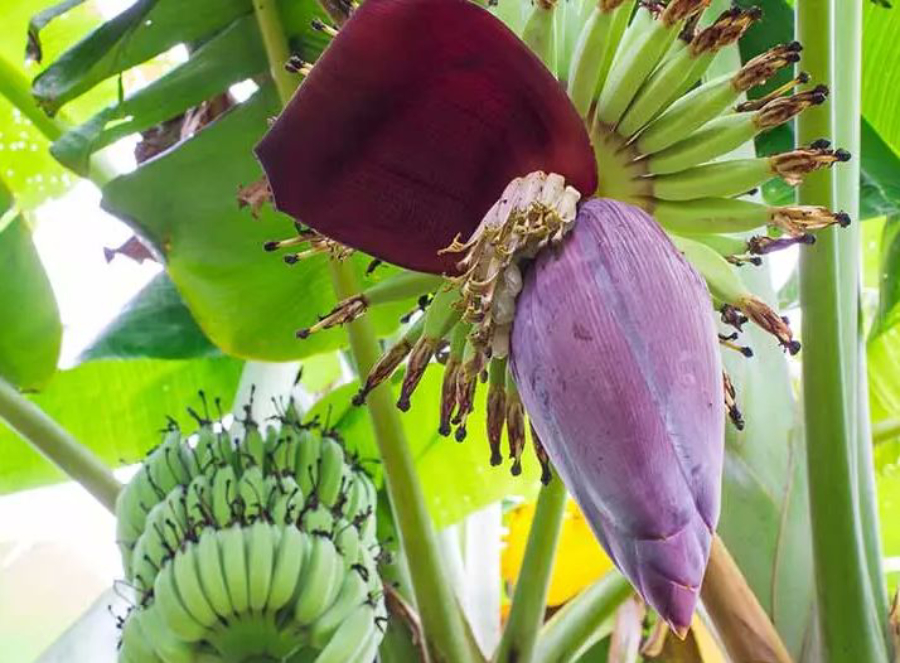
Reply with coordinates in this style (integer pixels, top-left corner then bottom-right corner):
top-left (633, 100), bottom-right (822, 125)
top-left (0, 376), bottom-right (121, 512)
top-left (0, 53), bottom-right (66, 142)
top-left (251, 3), bottom-right (477, 661)
top-left (0, 53), bottom-right (116, 184)
top-left (493, 474), bottom-right (567, 663)
top-left (833, 0), bottom-right (891, 653)
top-left (796, 0), bottom-right (888, 659)
top-left (533, 571), bottom-right (632, 662)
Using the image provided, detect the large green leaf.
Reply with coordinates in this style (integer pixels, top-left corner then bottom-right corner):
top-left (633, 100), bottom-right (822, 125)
top-left (31, 0), bottom-right (250, 114)
top-left (102, 84), bottom-right (414, 360)
top-left (0, 181), bottom-right (61, 390)
top-left (80, 272), bottom-right (219, 361)
top-left (868, 217), bottom-right (900, 463)
top-left (0, 0), bottom-right (106, 209)
top-left (863, 3), bottom-right (900, 161)
top-left (49, 5), bottom-right (329, 174)
top-left (308, 368), bottom-right (542, 528)
top-left (718, 272), bottom-right (815, 660)
top-left (0, 357), bottom-right (242, 494)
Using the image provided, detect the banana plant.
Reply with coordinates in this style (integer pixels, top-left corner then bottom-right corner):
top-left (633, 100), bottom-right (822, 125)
top-left (1, 0), bottom-right (899, 662)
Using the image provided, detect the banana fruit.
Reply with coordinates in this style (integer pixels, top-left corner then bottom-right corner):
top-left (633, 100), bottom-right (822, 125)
top-left (115, 406), bottom-right (383, 662)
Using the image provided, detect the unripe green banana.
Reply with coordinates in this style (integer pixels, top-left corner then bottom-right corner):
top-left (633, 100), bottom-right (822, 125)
top-left (242, 424), bottom-right (266, 472)
top-left (637, 72), bottom-right (736, 154)
top-left (313, 603), bottom-right (377, 663)
top-left (268, 427), bottom-right (299, 475)
top-left (209, 464), bottom-right (237, 527)
top-left (646, 113), bottom-right (757, 175)
top-left (308, 570), bottom-right (369, 648)
top-left (335, 520), bottom-right (361, 572)
top-left (118, 611), bottom-right (164, 663)
top-left (172, 543), bottom-right (219, 628)
top-left (154, 562), bottom-right (207, 642)
top-left (136, 604), bottom-right (196, 663)
top-left (652, 197), bottom-right (768, 234)
top-left (219, 524), bottom-right (250, 616)
top-left (649, 158), bottom-right (773, 201)
top-left (296, 429), bottom-right (322, 497)
top-left (184, 474), bottom-right (212, 533)
top-left (302, 504), bottom-right (336, 537)
top-left (294, 535), bottom-right (340, 625)
top-left (195, 527), bottom-right (233, 621)
top-left (267, 524), bottom-right (308, 613)
top-left (129, 535), bottom-right (160, 597)
top-left (245, 520), bottom-right (275, 613)
top-left (237, 466), bottom-right (267, 522)
top-left (316, 435), bottom-right (346, 507)
top-left (270, 476), bottom-right (302, 525)
top-left (596, 7), bottom-right (680, 126)
top-left (567, 0), bottom-right (635, 116)
top-left (521, 0), bottom-right (557, 73)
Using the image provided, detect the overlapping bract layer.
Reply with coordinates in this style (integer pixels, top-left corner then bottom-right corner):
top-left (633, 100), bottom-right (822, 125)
top-left (255, 0), bottom-right (597, 275)
top-left (510, 199), bottom-right (724, 631)
top-left (114, 414), bottom-right (385, 663)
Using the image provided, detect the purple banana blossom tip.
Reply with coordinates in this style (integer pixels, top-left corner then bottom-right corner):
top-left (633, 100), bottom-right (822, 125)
top-left (510, 199), bottom-right (724, 631)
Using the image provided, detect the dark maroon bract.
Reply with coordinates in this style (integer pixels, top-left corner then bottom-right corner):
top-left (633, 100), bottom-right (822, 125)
top-left (510, 199), bottom-right (724, 632)
top-left (255, 0), bottom-right (597, 275)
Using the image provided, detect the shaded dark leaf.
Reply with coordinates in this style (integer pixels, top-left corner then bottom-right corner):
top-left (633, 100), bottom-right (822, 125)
top-left (80, 273), bottom-right (219, 361)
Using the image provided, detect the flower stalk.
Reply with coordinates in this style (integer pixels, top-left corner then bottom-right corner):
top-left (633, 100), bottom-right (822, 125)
top-left (0, 376), bottom-right (121, 512)
top-left (796, 0), bottom-right (888, 659)
top-left (493, 474), bottom-right (567, 663)
top-left (251, 3), bottom-right (477, 661)
top-left (533, 571), bottom-right (632, 662)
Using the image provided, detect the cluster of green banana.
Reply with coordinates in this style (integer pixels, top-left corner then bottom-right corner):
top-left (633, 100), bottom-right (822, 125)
top-left (267, 0), bottom-right (850, 476)
top-left (114, 412), bottom-right (385, 662)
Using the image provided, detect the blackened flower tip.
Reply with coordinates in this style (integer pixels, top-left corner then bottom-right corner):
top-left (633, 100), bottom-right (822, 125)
top-left (263, 240), bottom-right (280, 252)
top-left (836, 148), bottom-right (852, 162)
top-left (295, 328), bottom-right (311, 339)
top-left (454, 425), bottom-right (467, 442)
top-left (837, 211), bottom-right (852, 227)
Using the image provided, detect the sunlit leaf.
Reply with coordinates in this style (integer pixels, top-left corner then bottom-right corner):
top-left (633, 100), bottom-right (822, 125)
top-left (0, 180), bottom-right (60, 390)
top-left (0, 357), bottom-right (242, 494)
top-left (0, 0), bottom-right (105, 209)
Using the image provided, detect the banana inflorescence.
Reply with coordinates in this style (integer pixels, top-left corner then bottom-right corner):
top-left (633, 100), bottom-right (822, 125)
top-left (256, 0), bottom-right (849, 481)
top-left (114, 401), bottom-right (385, 663)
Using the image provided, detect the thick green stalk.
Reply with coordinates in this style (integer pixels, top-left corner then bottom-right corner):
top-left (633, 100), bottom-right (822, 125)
top-left (0, 53), bottom-right (116, 185)
top-left (0, 376), bottom-right (121, 512)
top-left (833, 0), bottom-right (892, 651)
top-left (493, 474), bottom-right (567, 663)
top-left (797, 1), bottom-right (886, 660)
top-left (533, 571), bottom-right (631, 662)
top-left (0, 53), bottom-right (66, 142)
top-left (251, 3), bottom-right (475, 661)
